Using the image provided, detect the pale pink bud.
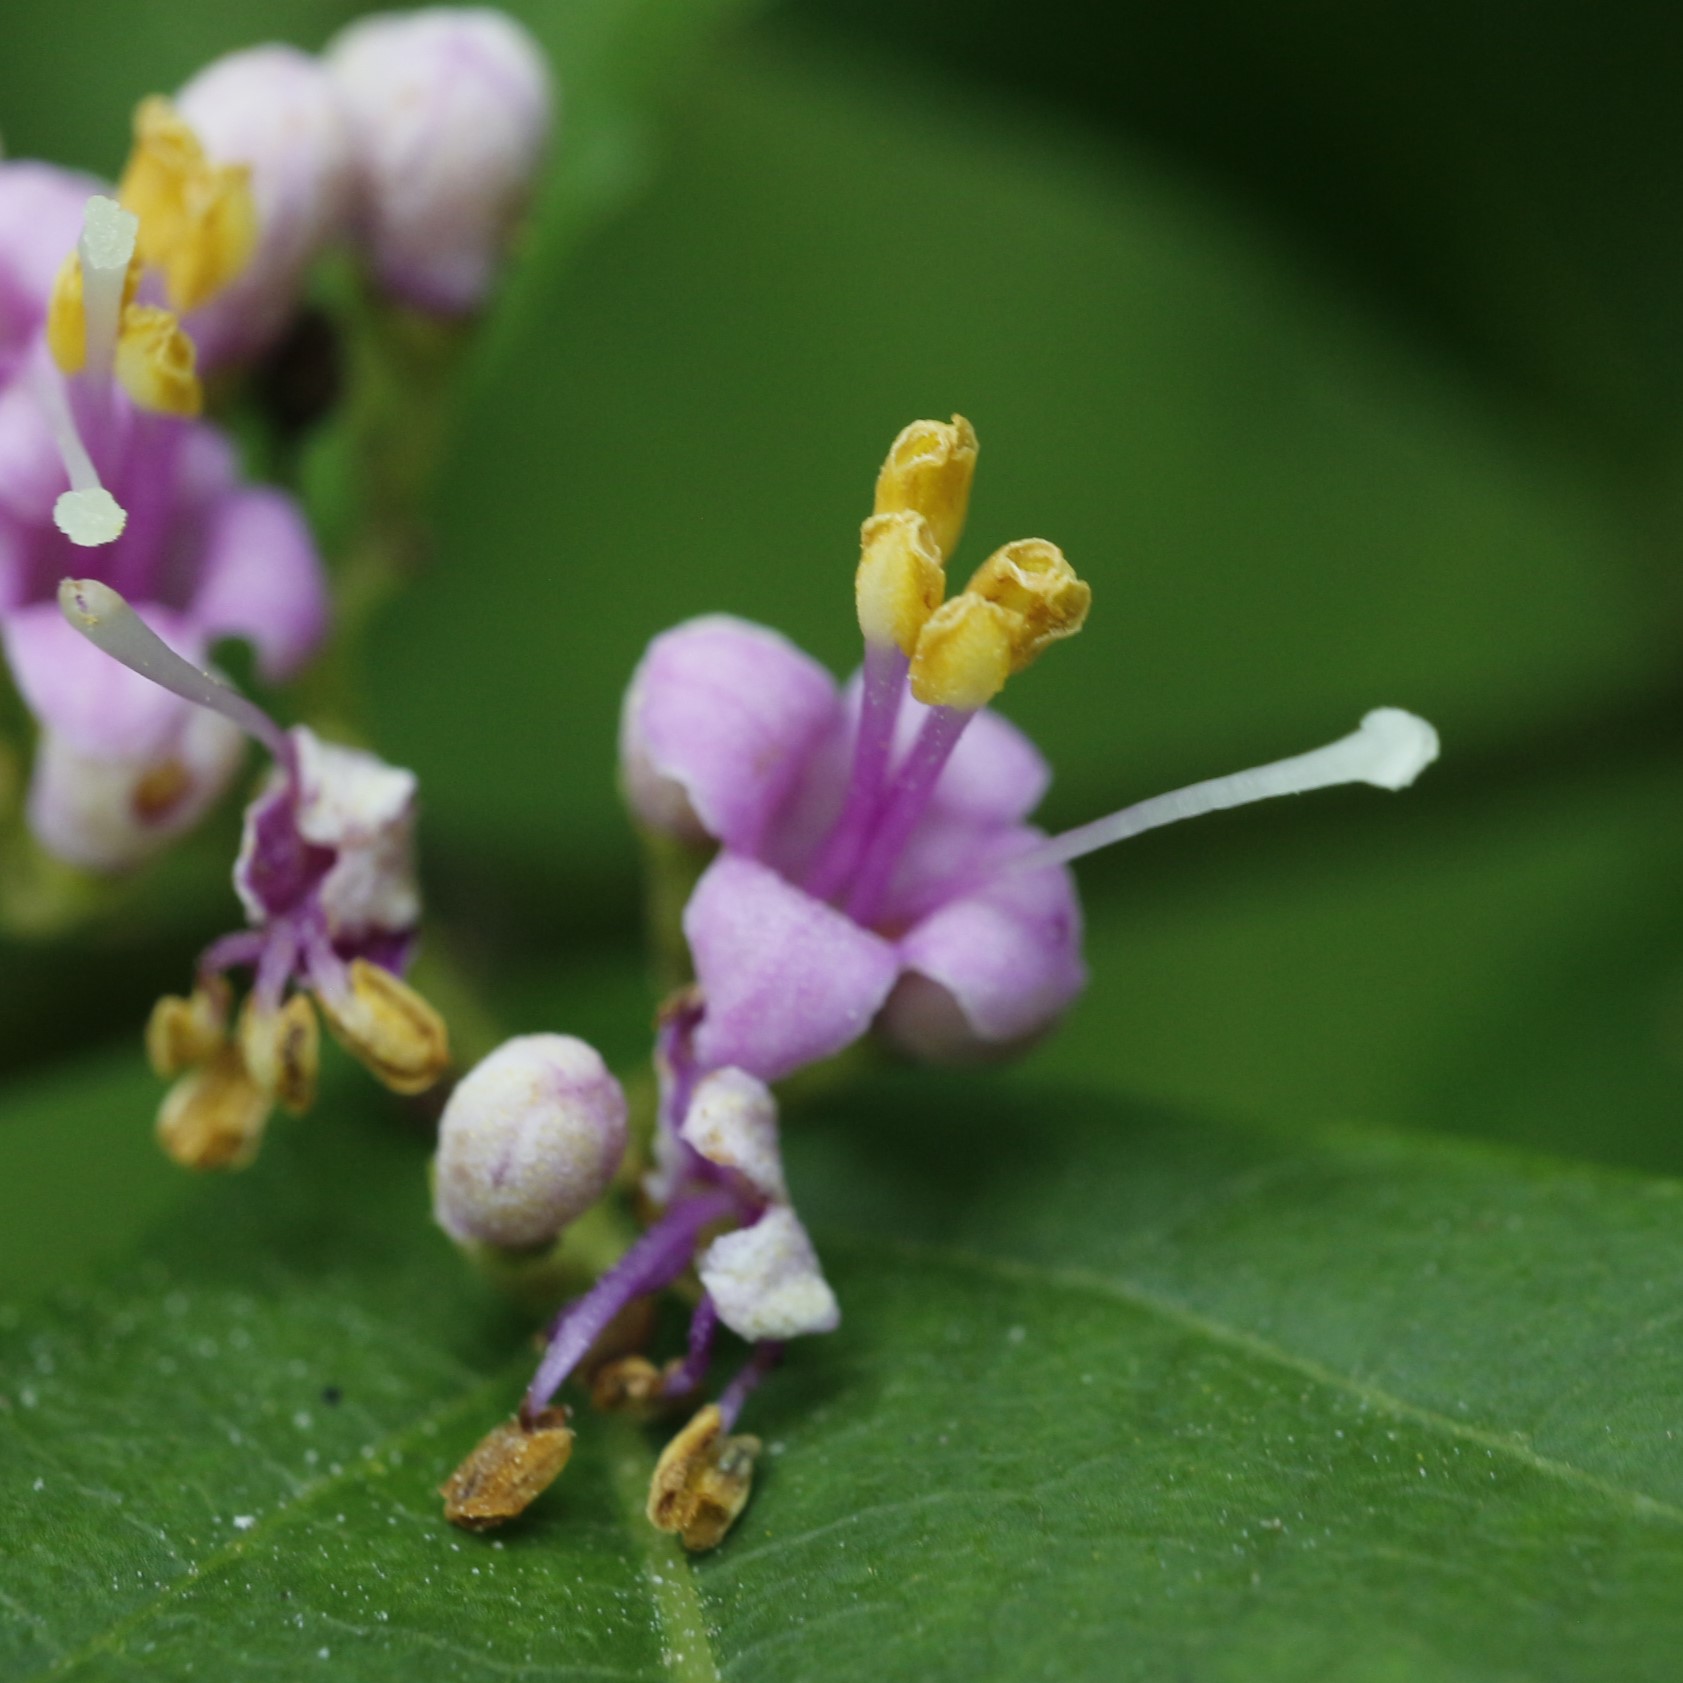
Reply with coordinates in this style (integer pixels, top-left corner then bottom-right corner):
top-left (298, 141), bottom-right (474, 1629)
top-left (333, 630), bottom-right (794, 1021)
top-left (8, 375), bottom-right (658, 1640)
top-left (325, 8), bottom-right (553, 314)
top-left (176, 45), bottom-right (357, 362)
top-left (434, 1034), bottom-right (626, 1249)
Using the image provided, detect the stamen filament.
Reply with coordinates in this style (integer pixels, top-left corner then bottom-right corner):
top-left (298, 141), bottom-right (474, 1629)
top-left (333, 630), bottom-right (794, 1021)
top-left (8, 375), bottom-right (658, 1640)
top-left (843, 703), bottom-right (974, 926)
top-left (803, 642), bottom-right (908, 901)
top-left (57, 578), bottom-right (291, 759)
top-left (522, 1191), bottom-right (739, 1421)
top-left (1012, 708), bottom-right (1441, 875)
top-left (717, 1341), bottom-right (785, 1431)
top-left (661, 1295), bottom-right (722, 1401)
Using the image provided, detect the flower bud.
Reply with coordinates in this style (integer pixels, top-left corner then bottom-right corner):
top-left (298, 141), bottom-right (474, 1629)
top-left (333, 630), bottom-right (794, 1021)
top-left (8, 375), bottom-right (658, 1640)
top-left (433, 1033), bottom-right (627, 1250)
top-left (175, 45), bottom-right (356, 362)
top-left (326, 8), bottom-right (553, 314)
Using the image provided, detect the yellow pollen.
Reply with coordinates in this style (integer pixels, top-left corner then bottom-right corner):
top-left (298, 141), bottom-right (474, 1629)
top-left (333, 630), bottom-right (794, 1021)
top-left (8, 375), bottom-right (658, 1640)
top-left (318, 960), bottom-right (450, 1095)
top-left (855, 510), bottom-right (945, 655)
top-left (646, 1405), bottom-right (762, 1552)
top-left (965, 539), bottom-right (1091, 673)
top-left (873, 415), bottom-right (978, 562)
top-left (908, 593), bottom-right (1017, 711)
top-left (113, 304), bottom-right (203, 416)
top-left (155, 1044), bottom-right (272, 1170)
top-left (145, 983), bottom-right (229, 1078)
top-left (240, 993), bottom-right (320, 1115)
top-left (118, 96), bottom-right (257, 314)
top-left (442, 1410), bottom-right (575, 1533)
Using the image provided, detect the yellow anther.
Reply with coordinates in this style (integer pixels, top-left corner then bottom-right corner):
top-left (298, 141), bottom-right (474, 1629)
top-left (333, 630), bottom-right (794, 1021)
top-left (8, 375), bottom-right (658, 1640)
top-left (965, 538), bottom-right (1090, 673)
top-left (646, 1404), bottom-right (761, 1552)
top-left (318, 960), bottom-right (450, 1095)
top-left (908, 593), bottom-right (1017, 711)
top-left (46, 251), bottom-right (142, 374)
top-left (113, 304), bottom-right (202, 417)
top-left (855, 510), bottom-right (945, 656)
top-left (873, 415), bottom-right (978, 561)
top-left (155, 1044), bottom-right (271, 1170)
top-left (118, 96), bottom-right (256, 314)
top-left (145, 982), bottom-right (228, 1079)
top-left (441, 1409), bottom-right (575, 1532)
top-left (239, 993), bottom-right (320, 1115)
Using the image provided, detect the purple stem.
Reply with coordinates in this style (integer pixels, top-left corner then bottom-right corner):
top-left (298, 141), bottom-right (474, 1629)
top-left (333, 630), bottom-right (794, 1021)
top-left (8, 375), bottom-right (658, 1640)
top-left (197, 929), bottom-right (266, 982)
top-left (842, 703), bottom-right (974, 927)
top-left (803, 642), bottom-right (909, 902)
top-left (522, 1191), bottom-right (738, 1421)
top-left (252, 923), bottom-right (300, 1015)
top-left (660, 1295), bottom-right (721, 1401)
top-left (717, 1341), bottom-right (785, 1431)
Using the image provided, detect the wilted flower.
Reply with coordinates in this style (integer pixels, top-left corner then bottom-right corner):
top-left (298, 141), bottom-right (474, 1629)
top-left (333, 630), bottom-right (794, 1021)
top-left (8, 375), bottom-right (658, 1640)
top-left (60, 578), bottom-right (448, 1167)
top-left (326, 7), bottom-right (553, 314)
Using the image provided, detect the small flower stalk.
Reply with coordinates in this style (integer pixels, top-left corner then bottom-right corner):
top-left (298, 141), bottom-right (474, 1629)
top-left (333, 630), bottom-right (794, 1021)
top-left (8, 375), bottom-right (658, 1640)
top-left (60, 578), bottom-right (449, 1168)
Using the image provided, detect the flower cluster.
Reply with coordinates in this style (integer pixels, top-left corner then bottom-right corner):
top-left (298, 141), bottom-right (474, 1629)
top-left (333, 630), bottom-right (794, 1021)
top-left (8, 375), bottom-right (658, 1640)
top-left (0, 7), bottom-right (550, 874)
top-left (436, 417), bottom-right (1439, 1548)
top-left (5, 0), bottom-right (1443, 1573)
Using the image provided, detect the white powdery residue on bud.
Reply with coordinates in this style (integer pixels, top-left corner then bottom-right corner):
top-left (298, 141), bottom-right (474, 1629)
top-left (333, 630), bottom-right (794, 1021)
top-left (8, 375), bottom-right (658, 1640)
top-left (285, 727), bottom-right (420, 939)
top-left (434, 1034), bottom-right (627, 1249)
top-left (679, 1067), bottom-right (789, 1204)
top-left (698, 1207), bottom-right (840, 1342)
top-left (325, 8), bottom-right (553, 314)
top-left (176, 44), bottom-right (357, 361)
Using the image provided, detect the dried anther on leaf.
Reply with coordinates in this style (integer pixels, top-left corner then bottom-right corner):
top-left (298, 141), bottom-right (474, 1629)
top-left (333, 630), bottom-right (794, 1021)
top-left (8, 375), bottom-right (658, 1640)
top-left (441, 1408), bottom-right (574, 1532)
top-left (590, 1355), bottom-right (681, 1419)
top-left (646, 1404), bottom-right (761, 1552)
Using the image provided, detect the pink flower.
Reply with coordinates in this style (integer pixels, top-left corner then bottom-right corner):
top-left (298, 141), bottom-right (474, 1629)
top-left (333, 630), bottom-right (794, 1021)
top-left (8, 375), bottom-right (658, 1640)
top-left (0, 195), bottom-right (328, 869)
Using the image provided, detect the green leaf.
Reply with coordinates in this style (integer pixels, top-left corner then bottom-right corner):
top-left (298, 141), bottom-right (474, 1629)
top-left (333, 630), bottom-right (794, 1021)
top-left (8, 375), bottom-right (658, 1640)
top-left (3, 1055), bottom-right (1680, 1679)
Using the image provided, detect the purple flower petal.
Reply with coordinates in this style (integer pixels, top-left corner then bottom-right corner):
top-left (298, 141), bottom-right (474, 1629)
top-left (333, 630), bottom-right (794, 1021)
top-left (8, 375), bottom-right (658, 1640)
top-left (885, 843), bottom-right (1086, 1058)
top-left (685, 853), bottom-right (899, 1082)
top-left (621, 615), bottom-right (841, 856)
top-left (3, 599), bottom-right (203, 758)
top-left (190, 486), bottom-right (329, 680)
top-left (26, 708), bottom-right (245, 873)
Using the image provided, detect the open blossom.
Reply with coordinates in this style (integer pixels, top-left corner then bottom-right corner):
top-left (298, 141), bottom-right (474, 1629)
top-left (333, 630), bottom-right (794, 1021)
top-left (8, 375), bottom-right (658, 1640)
top-left (326, 8), bottom-right (553, 314)
top-left (60, 579), bottom-right (449, 1168)
top-left (623, 417), bottom-right (1439, 1076)
top-left (444, 417), bottom-right (1438, 1553)
top-left (0, 175), bottom-right (328, 869)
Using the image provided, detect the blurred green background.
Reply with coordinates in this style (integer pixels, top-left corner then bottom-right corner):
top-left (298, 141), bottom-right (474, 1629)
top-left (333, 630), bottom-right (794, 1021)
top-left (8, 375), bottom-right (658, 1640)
top-left (2, 0), bottom-right (1682, 1260)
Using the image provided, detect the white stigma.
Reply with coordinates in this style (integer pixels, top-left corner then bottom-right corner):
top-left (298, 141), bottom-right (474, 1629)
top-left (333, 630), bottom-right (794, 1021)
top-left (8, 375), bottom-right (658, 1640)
top-left (57, 578), bottom-right (291, 759)
top-left (53, 487), bottom-right (127, 545)
top-left (78, 195), bottom-right (137, 382)
top-left (1016, 708), bottom-right (1441, 874)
